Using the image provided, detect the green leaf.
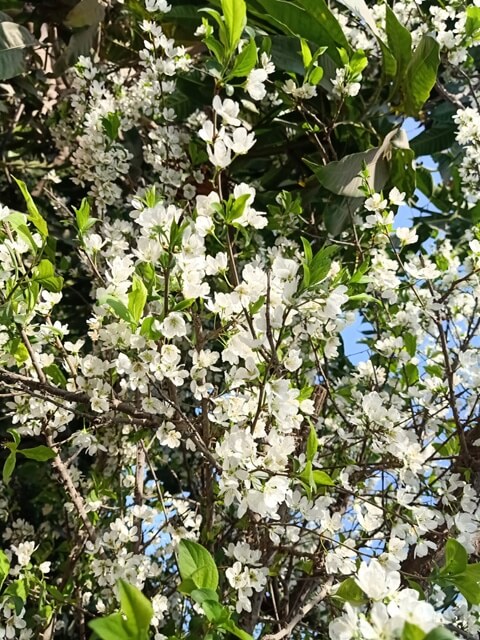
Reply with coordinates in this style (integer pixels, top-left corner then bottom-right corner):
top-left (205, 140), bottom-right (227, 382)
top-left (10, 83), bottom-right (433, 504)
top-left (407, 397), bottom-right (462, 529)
top-left (451, 564), bottom-right (480, 605)
top-left (44, 363), bottom-right (67, 387)
top-left (64, 0), bottom-right (105, 28)
top-left (402, 35), bottom-right (440, 116)
top-left (4, 579), bottom-right (27, 604)
top-left (0, 549), bottom-right (10, 590)
top-left (2, 451), bottom-right (16, 484)
top-left (7, 428), bottom-right (20, 448)
top-left (190, 588), bottom-right (220, 604)
top-left (220, 0), bottom-right (246, 53)
top-left (104, 297), bottom-right (133, 323)
top-left (385, 5), bottom-right (411, 79)
top-left (89, 613), bottom-right (131, 640)
top-left (201, 600), bottom-right (228, 623)
top-left (118, 580), bottom-right (153, 634)
top-left (410, 124), bottom-right (457, 157)
top-left (17, 446), bottom-right (56, 462)
top-left (255, 0), bottom-right (342, 62)
top-left (128, 275), bottom-right (148, 324)
top-left (306, 424), bottom-right (318, 462)
top-left (102, 112), bottom-right (121, 141)
top-left (305, 128), bottom-right (405, 197)
top-left (312, 470), bottom-right (335, 486)
top-left (32, 259), bottom-right (64, 293)
top-left (334, 577), bottom-right (366, 604)
top-left (309, 245), bottom-right (337, 285)
top-left (0, 20), bottom-right (35, 81)
top-left (423, 628), bottom-right (457, 640)
top-left (178, 540), bottom-right (219, 591)
top-left (294, 0), bottom-right (349, 49)
top-left (441, 539), bottom-right (468, 576)
top-left (13, 178), bottom-right (48, 238)
top-left (466, 6), bottom-right (480, 41)
top-left (402, 622), bottom-right (425, 640)
top-left (220, 619), bottom-right (253, 640)
top-left (229, 37), bottom-right (257, 78)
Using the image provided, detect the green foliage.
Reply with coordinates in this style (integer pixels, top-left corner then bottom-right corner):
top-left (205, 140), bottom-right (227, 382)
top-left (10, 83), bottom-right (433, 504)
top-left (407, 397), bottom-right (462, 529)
top-left (0, 18), bottom-right (35, 80)
top-left (89, 580), bottom-right (153, 640)
top-left (178, 539), bottom-right (219, 592)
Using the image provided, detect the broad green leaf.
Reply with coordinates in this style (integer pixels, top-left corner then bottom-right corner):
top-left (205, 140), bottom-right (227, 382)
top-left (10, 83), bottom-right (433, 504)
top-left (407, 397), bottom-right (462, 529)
top-left (17, 446), bottom-right (56, 462)
top-left (229, 38), bottom-right (257, 78)
top-left (178, 539), bottom-right (219, 591)
top-left (220, 0), bottom-right (246, 53)
top-left (410, 124), bottom-right (457, 157)
top-left (385, 5), bottom-right (411, 79)
top-left (64, 0), bottom-right (105, 28)
top-left (305, 128), bottom-right (405, 197)
top-left (294, 0), bottom-right (349, 49)
top-left (89, 613), bottom-right (131, 640)
top-left (255, 0), bottom-right (342, 62)
top-left (118, 580), bottom-right (153, 634)
top-left (402, 622), bottom-right (425, 640)
top-left (334, 577), bottom-right (366, 604)
top-left (0, 549), bottom-right (10, 590)
top-left (0, 20), bottom-right (35, 81)
top-left (451, 564), bottom-right (480, 604)
top-left (13, 178), bottom-right (48, 238)
top-left (2, 451), bottom-right (16, 484)
top-left (441, 539), bottom-right (468, 576)
top-left (403, 35), bottom-right (440, 116)
top-left (128, 275), bottom-right (148, 324)
top-left (306, 424), bottom-right (318, 462)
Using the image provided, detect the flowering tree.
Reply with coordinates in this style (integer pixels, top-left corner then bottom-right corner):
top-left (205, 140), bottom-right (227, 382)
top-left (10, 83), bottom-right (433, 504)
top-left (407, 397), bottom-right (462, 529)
top-left (1, 0), bottom-right (480, 638)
